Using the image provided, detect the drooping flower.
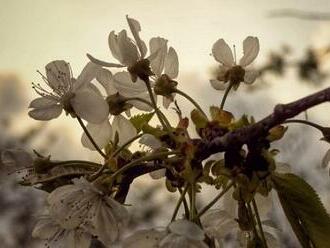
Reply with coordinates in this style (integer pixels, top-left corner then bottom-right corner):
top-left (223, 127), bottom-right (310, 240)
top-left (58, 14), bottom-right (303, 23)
top-left (210, 36), bottom-right (260, 90)
top-left (87, 16), bottom-right (158, 82)
top-left (32, 209), bottom-right (92, 248)
top-left (29, 60), bottom-right (109, 123)
top-left (122, 219), bottom-right (208, 248)
top-left (47, 177), bottom-right (129, 246)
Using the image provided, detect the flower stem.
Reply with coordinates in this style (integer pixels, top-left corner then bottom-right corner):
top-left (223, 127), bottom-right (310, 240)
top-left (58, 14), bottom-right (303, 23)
top-left (189, 183), bottom-right (197, 221)
top-left (76, 117), bottom-right (107, 159)
top-left (171, 183), bottom-right (189, 222)
top-left (143, 79), bottom-right (172, 132)
top-left (252, 198), bottom-right (268, 248)
top-left (220, 83), bottom-right (233, 110)
top-left (179, 187), bottom-right (190, 219)
top-left (90, 133), bottom-right (144, 181)
top-left (126, 97), bottom-right (172, 129)
top-left (109, 151), bottom-right (179, 180)
top-left (284, 119), bottom-right (323, 131)
top-left (54, 160), bottom-right (101, 168)
top-left (247, 202), bottom-right (259, 243)
top-left (195, 181), bottom-right (234, 219)
top-left (174, 89), bottom-right (208, 118)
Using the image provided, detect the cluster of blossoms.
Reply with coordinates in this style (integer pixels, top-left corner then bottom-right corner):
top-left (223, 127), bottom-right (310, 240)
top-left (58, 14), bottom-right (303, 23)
top-left (5, 14), bottom-right (330, 248)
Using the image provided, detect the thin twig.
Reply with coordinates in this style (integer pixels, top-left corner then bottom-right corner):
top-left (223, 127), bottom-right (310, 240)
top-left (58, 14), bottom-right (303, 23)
top-left (77, 117), bottom-right (107, 159)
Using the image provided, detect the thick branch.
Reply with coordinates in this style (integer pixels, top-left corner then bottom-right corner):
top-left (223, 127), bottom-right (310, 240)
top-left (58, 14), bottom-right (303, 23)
top-left (114, 162), bottom-right (163, 203)
top-left (197, 86), bottom-right (330, 161)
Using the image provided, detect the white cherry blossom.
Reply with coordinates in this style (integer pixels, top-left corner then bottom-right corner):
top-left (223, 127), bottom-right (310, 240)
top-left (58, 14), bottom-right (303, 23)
top-left (29, 60), bottom-right (109, 123)
top-left (32, 210), bottom-right (92, 248)
top-left (122, 219), bottom-right (208, 248)
top-left (210, 36), bottom-right (260, 90)
top-left (87, 16), bottom-right (159, 82)
top-left (159, 219), bottom-right (208, 248)
top-left (47, 177), bottom-right (129, 246)
top-left (150, 37), bottom-right (179, 108)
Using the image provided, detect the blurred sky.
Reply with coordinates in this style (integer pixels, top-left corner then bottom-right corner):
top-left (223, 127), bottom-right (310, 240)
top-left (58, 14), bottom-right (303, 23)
top-left (1, 0), bottom-right (330, 159)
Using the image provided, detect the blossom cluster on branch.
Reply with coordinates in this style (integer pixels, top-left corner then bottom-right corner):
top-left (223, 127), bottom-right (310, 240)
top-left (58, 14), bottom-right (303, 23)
top-left (1, 15), bottom-right (330, 248)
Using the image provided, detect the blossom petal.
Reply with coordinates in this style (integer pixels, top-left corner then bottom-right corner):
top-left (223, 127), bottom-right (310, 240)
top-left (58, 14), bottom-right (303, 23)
top-left (126, 15), bottom-right (147, 58)
top-left (74, 62), bottom-right (100, 90)
top-left (71, 88), bottom-right (109, 124)
top-left (112, 71), bottom-right (148, 96)
top-left (28, 104), bottom-right (63, 121)
top-left (32, 215), bottom-right (60, 239)
top-left (164, 47), bottom-right (179, 79)
top-left (216, 65), bottom-right (229, 82)
top-left (169, 219), bottom-right (205, 241)
top-left (29, 97), bottom-right (59, 108)
top-left (149, 37), bottom-right (168, 77)
top-left (45, 60), bottom-right (71, 90)
top-left (239, 36), bottom-right (259, 67)
top-left (210, 79), bottom-right (226, 91)
top-left (122, 229), bottom-right (167, 248)
top-left (162, 94), bottom-right (175, 109)
top-left (81, 119), bottom-right (112, 150)
top-left (126, 91), bottom-right (153, 111)
top-left (201, 209), bottom-right (237, 240)
top-left (243, 70), bottom-right (259, 84)
top-left (149, 169), bottom-right (166, 179)
top-left (108, 31), bottom-right (123, 62)
top-left (139, 134), bottom-right (162, 149)
top-left (212, 39), bottom-right (234, 67)
top-left (112, 115), bottom-right (137, 146)
top-left (96, 68), bottom-right (117, 95)
top-left (87, 199), bottom-right (120, 245)
top-left (117, 30), bottom-right (139, 66)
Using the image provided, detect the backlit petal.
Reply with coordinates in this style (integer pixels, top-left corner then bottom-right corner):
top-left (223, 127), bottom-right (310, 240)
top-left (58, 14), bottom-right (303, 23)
top-left (81, 119), bottom-right (112, 150)
top-left (210, 79), bottom-right (226, 91)
top-left (149, 37), bottom-right (168, 77)
top-left (239, 36), bottom-right (259, 67)
top-left (126, 16), bottom-right (147, 58)
top-left (243, 70), bottom-right (259, 84)
top-left (212, 39), bottom-right (234, 67)
top-left (28, 104), bottom-right (62, 121)
top-left (71, 89), bottom-right (109, 124)
top-left (45, 60), bottom-right (71, 90)
top-left (112, 115), bottom-right (137, 146)
top-left (164, 47), bottom-right (179, 79)
top-left (117, 30), bottom-right (139, 66)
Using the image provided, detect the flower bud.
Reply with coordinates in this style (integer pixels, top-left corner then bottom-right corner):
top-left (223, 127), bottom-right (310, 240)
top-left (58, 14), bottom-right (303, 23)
top-left (154, 74), bottom-right (178, 97)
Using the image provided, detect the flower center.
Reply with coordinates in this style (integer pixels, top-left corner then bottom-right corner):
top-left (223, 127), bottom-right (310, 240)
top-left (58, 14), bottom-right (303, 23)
top-left (228, 65), bottom-right (245, 85)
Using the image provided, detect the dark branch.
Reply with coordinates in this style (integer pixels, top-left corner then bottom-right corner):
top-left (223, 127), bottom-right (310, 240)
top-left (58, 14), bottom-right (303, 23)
top-left (114, 162), bottom-right (163, 203)
top-left (197, 86), bottom-right (330, 161)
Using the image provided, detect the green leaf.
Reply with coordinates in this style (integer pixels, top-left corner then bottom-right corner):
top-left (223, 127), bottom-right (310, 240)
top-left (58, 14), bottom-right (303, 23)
top-left (129, 112), bottom-right (155, 133)
top-left (272, 173), bottom-right (330, 248)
